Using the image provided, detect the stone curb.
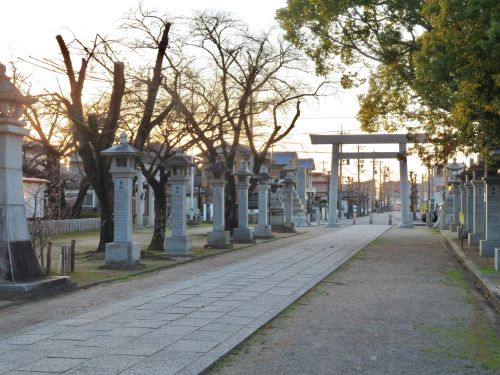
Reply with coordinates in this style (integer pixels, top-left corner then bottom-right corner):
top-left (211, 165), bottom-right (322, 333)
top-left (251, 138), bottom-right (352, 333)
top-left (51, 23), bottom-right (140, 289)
top-left (441, 231), bottom-right (500, 315)
top-left (0, 231), bottom-right (305, 312)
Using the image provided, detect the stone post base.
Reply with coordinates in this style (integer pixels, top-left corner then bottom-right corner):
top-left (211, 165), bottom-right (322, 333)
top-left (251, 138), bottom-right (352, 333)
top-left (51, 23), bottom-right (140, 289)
top-left (479, 240), bottom-right (500, 257)
top-left (451, 223), bottom-right (458, 232)
top-left (206, 231), bottom-right (232, 249)
top-left (105, 242), bottom-right (141, 267)
top-left (164, 236), bottom-right (193, 256)
top-left (468, 232), bottom-right (483, 247)
top-left (270, 214), bottom-right (284, 226)
top-left (324, 222), bottom-right (339, 228)
top-left (495, 249), bottom-right (500, 271)
top-left (0, 276), bottom-right (74, 300)
top-left (233, 227), bottom-right (255, 243)
top-left (254, 225), bottom-right (272, 239)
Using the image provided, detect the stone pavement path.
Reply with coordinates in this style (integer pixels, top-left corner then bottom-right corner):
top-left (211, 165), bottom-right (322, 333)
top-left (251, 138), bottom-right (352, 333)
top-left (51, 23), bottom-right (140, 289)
top-left (0, 225), bottom-right (389, 375)
top-left (210, 226), bottom-right (500, 375)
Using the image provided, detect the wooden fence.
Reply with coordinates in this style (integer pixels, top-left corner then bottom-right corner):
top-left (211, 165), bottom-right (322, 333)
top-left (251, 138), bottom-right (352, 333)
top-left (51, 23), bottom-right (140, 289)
top-left (28, 218), bottom-right (101, 236)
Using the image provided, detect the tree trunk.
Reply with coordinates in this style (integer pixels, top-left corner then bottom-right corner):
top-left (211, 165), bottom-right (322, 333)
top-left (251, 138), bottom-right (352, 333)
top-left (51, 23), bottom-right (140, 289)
top-left (148, 182), bottom-right (167, 251)
top-left (225, 174), bottom-right (237, 233)
top-left (69, 180), bottom-right (90, 218)
top-left (96, 176), bottom-right (114, 253)
top-left (45, 155), bottom-right (67, 219)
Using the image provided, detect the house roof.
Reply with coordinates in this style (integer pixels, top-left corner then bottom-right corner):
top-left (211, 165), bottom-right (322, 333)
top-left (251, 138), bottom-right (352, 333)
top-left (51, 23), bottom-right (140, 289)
top-left (299, 158), bottom-right (315, 170)
top-left (272, 152), bottom-right (298, 166)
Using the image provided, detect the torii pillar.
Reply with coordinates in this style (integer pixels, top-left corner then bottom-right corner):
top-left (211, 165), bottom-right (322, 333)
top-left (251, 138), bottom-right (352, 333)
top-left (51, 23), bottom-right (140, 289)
top-left (398, 142), bottom-right (412, 228)
top-left (326, 144), bottom-right (340, 227)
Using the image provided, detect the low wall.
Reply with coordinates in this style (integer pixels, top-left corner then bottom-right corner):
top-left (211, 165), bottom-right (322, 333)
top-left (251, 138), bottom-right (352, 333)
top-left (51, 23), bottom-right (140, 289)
top-left (28, 218), bottom-right (101, 236)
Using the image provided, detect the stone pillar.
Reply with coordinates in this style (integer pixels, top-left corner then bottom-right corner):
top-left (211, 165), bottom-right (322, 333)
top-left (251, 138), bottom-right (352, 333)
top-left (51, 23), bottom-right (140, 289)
top-left (164, 150), bottom-right (193, 256)
top-left (0, 117), bottom-right (46, 282)
top-left (450, 180), bottom-right (461, 232)
top-left (479, 175), bottom-right (500, 257)
top-left (457, 180), bottom-right (467, 238)
top-left (147, 184), bottom-right (155, 228)
top-left (0, 63), bottom-right (72, 297)
top-left (468, 165), bottom-right (485, 246)
top-left (101, 133), bottom-right (141, 267)
top-left (254, 166), bottom-right (272, 239)
top-left (296, 166), bottom-right (306, 206)
top-left (206, 160), bottom-right (232, 248)
top-left (326, 144), bottom-right (340, 227)
top-left (315, 206), bottom-right (321, 224)
top-left (270, 187), bottom-right (285, 228)
top-left (283, 173), bottom-right (296, 232)
top-left (135, 171), bottom-right (144, 229)
top-left (233, 161), bottom-right (254, 243)
top-left (465, 178), bottom-right (474, 234)
top-left (398, 142), bottom-right (412, 228)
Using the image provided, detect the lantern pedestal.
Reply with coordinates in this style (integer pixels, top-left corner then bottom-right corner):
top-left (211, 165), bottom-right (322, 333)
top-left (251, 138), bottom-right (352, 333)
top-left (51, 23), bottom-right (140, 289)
top-left (205, 165), bottom-right (232, 249)
top-left (105, 242), bottom-right (141, 266)
top-left (0, 120), bottom-right (72, 299)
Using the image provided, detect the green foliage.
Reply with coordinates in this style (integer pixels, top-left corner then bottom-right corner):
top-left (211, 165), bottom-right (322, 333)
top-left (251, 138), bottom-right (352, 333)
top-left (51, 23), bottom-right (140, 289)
top-left (277, 0), bottom-right (500, 163)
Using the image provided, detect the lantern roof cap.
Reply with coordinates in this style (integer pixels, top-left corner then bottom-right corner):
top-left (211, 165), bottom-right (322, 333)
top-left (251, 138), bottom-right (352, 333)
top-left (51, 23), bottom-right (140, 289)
top-left (233, 160), bottom-right (253, 177)
top-left (207, 158), bottom-right (231, 174)
top-left (162, 148), bottom-right (193, 168)
top-left (257, 165), bottom-right (271, 179)
top-left (0, 62), bottom-right (34, 106)
top-left (101, 132), bottom-right (140, 157)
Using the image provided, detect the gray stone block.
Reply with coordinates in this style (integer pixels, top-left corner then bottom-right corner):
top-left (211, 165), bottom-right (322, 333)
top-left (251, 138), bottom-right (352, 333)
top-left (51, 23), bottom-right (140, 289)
top-left (164, 236), bottom-right (192, 256)
top-left (233, 227), bottom-right (255, 243)
top-left (105, 242), bottom-right (140, 266)
top-left (254, 225), bottom-right (272, 239)
top-left (495, 248), bottom-right (500, 271)
top-left (206, 231), bottom-right (232, 248)
top-left (479, 240), bottom-right (500, 257)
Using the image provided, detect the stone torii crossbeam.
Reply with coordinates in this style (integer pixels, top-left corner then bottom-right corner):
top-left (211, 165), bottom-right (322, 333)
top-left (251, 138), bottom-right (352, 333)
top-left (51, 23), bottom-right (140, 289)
top-left (309, 133), bottom-right (426, 228)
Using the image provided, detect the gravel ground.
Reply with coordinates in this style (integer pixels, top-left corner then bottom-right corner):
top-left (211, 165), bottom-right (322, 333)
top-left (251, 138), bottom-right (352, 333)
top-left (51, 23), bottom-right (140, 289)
top-left (210, 226), bottom-right (500, 375)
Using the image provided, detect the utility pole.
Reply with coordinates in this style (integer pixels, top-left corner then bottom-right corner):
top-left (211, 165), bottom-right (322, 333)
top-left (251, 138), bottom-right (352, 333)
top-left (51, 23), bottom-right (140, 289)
top-left (378, 161), bottom-right (383, 212)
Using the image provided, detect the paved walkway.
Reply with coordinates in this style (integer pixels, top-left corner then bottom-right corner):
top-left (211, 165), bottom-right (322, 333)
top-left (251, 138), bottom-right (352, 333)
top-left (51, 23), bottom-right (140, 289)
top-left (0, 225), bottom-right (389, 374)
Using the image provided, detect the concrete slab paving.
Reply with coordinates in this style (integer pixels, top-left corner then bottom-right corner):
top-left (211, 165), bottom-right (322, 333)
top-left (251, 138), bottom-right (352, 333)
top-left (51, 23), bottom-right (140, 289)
top-left (0, 225), bottom-right (387, 374)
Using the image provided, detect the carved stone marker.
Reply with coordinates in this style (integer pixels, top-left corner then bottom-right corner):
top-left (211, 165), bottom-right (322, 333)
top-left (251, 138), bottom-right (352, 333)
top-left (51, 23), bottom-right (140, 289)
top-left (283, 171), bottom-right (296, 233)
top-left (450, 179), bottom-right (461, 232)
top-left (147, 184), bottom-right (155, 228)
top-left (468, 163), bottom-right (485, 246)
top-left (206, 159), bottom-right (232, 248)
top-left (465, 177), bottom-right (474, 234)
top-left (135, 171), bottom-right (144, 229)
top-left (101, 133), bottom-right (141, 267)
top-left (0, 63), bottom-right (71, 298)
top-left (479, 175), bottom-right (500, 257)
top-left (232, 160), bottom-right (254, 243)
top-left (163, 149), bottom-right (193, 256)
top-left (270, 184), bottom-right (285, 228)
top-left (254, 166), bottom-right (272, 239)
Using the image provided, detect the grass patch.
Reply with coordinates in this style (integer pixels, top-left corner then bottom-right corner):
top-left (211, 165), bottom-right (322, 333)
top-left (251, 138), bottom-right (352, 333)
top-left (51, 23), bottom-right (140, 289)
top-left (479, 266), bottom-right (497, 275)
top-left (425, 315), bottom-right (500, 370)
top-left (427, 227), bottom-right (441, 235)
top-left (442, 269), bottom-right (468, 290)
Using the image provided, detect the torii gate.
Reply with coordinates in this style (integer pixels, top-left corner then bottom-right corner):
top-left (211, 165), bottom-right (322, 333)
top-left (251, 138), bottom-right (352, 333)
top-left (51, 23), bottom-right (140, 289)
top-left (310, 133), bottom-right (426, 228)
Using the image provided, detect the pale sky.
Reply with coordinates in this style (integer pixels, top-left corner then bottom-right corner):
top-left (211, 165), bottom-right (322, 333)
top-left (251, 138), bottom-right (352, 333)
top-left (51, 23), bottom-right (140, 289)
top-left (1, 0), bottom-right (428, 182)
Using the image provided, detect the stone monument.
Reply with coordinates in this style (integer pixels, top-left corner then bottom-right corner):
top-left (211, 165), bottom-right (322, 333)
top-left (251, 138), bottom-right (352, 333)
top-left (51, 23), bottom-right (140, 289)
top-left (464, 170), bottom-right (474, 235)
top-left (254, 166), bottom-right (272, 239)
top-left (206, 158), bottom-right (232, 248)
top-left (270, 182), bottom-right (285, 228)
top-left (296, 166), bottom-right (306, 206)
top-left (450, 178), bottom-right (461, 232)
top-left (283, 169), bottom-right (297, 233)
top-left (163, 149), bottom-right (193, 255)
top-left (468, 162), bottom-right (485, 246)
top-left (232, 160), bottom-right (254, 243)
top-left (101, 133), bottom-right (141, 267)
top-left (135, 171), bottom-right (144, 229)
top-left (479, 175), bottom-right (500, 257)
top-left (0, 63), bottom-right (71, 298)
top-left (147, 184), bottom-right (155, 228)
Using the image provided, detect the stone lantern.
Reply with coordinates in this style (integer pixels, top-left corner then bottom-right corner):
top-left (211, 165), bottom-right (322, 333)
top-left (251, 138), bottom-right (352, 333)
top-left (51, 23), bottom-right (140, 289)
top-left (283, 164), bottom-right (297, 232)
top-left (163, 149), bottom-right (193, 255)
top-left (232, 160), bottom-right (254, 243)
top-left (206, 158), bottom-right (232, 248)
top-left (254, 165), bottom-right (273, 239)
top-left (101, 133), bottom-right (141, 267)
top-left (0, 63), bottom-right (71, 297)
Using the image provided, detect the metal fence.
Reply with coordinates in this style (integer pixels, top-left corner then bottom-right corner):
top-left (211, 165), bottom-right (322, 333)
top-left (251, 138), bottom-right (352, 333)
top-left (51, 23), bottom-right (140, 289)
top-left (28, 218), bottom-right (101, 236)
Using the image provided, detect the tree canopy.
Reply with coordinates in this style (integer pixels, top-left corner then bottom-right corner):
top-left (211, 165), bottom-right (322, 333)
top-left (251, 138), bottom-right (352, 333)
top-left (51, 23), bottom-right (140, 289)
top-left (277, 0), bottom-right (500, 162)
